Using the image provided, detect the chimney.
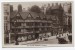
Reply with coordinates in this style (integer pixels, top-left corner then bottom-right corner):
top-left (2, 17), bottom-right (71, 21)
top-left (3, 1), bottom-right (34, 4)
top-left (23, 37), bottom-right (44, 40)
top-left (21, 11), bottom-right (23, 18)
top-left (56, 3), bottom-right (58, 6)
top-left (18, 4), bottom-right (22, 12)
top-left (52, 3), bottom-right (54, 7)
top-left (43, 4), bottom-right (46, 14)
top-left (10, 5), bottom-right (13, 12)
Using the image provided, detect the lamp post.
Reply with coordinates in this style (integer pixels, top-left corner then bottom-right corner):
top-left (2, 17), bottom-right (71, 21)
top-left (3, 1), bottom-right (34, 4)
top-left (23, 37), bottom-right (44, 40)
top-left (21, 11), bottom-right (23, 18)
top-left (14, 20), bottom-right (19, 45)
top-left (8, 30), bottom-right (11, 44)
top-left (59, 26), bottom-right (61, 37)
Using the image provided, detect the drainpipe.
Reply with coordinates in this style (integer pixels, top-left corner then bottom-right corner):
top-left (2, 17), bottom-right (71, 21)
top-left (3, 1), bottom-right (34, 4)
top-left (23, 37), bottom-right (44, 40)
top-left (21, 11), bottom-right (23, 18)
top-left (9, 32), bottom-right (11, 44)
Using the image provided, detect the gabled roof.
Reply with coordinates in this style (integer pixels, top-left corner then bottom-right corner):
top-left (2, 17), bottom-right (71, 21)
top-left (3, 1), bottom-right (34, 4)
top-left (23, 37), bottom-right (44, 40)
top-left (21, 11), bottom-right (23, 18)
top-left (10, 11), bottom-right (23, 20)
top-left (29, 12), bottom-right (39, 19)
top-left (10, 11), bottom-right (18, 18)
top-left (10, 11), bottom-right (57, 20)
top-left (10, 11), bottom-right (43, 20)
top-left (39, 13), bottom-right (46, 20)
top-left (19, 12), bottom-right (29, 19)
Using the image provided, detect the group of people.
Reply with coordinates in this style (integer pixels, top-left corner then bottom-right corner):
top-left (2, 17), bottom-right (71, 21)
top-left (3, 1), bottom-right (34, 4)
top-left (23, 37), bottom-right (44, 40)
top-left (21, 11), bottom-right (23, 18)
top-left (56, 31), bottom-right (72, 44)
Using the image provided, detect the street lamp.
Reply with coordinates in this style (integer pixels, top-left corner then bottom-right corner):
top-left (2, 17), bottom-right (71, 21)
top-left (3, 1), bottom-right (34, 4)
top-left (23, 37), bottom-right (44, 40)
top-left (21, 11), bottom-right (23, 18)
top-left (14, 20), bottom-right (19, 45)
top-left (58, 26), bottom-right (61, 37)
top-left (8, 30), bottom-right (11, 44)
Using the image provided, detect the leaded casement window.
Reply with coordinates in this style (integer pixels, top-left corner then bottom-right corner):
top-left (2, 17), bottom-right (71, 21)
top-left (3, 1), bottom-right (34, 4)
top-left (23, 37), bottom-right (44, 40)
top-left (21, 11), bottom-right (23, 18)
top-left (4, 16), bottom-right (8, 20)
top-left (21, 23), bottom-right (24, 26)
top-left (34, 22), bottom-right (40, 26)
top-left (4, 12), bottom-right (9, 15)
top-left (47, 23), bottom-right (51, 26)
top-left (34, 28), bottom-right (39, 31)
top-left (26, 22), bottom-right (33, 26)
top-left (42, 23), bottom-right (45, 26)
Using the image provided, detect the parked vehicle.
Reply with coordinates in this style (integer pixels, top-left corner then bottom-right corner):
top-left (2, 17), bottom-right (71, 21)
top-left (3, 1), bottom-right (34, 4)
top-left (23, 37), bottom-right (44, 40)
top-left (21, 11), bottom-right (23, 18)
top-left (57, 37), bottom-right (68, 44)
top-left (68, 34), bottom-right (72, 42)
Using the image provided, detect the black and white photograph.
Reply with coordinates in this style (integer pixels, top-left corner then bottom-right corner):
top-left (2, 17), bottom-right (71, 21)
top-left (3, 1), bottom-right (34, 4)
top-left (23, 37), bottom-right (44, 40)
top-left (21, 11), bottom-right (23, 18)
top-left (2, 1), bottom-right (73, 47)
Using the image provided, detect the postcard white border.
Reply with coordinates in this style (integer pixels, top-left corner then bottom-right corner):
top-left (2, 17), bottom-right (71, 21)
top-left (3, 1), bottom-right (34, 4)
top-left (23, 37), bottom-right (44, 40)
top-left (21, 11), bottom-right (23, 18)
top-left (0, 0), bottom-right (74, 48)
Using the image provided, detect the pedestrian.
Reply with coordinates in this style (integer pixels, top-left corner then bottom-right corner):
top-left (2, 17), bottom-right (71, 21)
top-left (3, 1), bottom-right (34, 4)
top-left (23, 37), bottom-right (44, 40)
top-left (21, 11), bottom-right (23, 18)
top-left (37, 38), bottom-right (38, 41)
top-left (56, 33), bottom-right (58, 36)
top-left (59, 34), bottom-right (61, 37)
top-left (67, 34), bottom-right (68, 36)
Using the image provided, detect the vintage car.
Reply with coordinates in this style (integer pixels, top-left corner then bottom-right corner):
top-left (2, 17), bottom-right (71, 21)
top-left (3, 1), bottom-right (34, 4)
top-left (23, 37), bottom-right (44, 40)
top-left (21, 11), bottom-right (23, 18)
top-left (57, 36), bottom-right (68, 44)
top-left (68, 34), bottom-right (72, 42)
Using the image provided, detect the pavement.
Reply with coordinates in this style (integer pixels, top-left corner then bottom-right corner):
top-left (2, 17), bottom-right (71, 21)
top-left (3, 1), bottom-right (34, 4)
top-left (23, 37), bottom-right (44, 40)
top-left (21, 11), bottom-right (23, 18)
top-left (19, 33), bottom-right (72, 45)
top-left (19, 35), bottom-right (58, 45)
top-left (4, 33), bottom-right (72, 45)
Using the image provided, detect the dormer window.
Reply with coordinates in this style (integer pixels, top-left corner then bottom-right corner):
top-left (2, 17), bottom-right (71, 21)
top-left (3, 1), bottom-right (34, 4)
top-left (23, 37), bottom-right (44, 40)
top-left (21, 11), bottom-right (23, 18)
top-left (28, 14), bottom-right (31, 17)
top-left (26, 14), bottom-right (33, 20)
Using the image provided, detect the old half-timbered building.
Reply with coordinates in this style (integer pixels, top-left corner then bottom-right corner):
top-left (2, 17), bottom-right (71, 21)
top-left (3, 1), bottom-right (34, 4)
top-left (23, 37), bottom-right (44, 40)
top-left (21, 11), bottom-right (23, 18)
top-left (10, 11), bottom-right (56, 42)
top-left (4, 3), bottom-right (69, 43)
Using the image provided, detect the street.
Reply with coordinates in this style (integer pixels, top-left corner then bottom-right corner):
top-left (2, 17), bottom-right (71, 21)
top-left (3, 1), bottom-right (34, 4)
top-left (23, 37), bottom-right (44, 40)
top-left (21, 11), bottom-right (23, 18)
top-left (21, 33), bottom-right (72, 45)
top-left (28, 37), bottom-right (58, 44)
top-left (4, 33), bottom-right (72, 45)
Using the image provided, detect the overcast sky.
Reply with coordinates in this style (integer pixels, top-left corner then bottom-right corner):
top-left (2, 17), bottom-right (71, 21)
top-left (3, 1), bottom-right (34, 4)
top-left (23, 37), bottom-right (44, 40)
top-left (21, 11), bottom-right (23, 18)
top-left (3, 2), bottom-right (71, 12)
